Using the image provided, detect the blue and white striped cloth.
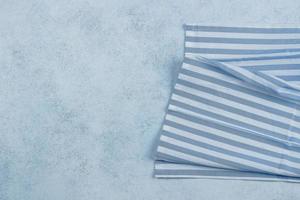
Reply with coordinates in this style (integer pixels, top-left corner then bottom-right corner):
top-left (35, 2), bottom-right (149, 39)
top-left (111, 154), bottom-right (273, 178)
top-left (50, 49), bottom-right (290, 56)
top-left (153, 25), bottom-right (300, 182)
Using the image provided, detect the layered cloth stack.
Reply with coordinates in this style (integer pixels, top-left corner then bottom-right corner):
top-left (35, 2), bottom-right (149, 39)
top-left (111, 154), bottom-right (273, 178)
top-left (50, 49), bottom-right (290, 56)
top-left (153, 25), bottom-right (300, 182)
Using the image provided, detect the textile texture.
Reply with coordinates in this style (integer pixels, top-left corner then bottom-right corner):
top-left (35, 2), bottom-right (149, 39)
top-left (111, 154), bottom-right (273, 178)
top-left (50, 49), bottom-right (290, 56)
top-left (153, 25), bottom-right (300, 182)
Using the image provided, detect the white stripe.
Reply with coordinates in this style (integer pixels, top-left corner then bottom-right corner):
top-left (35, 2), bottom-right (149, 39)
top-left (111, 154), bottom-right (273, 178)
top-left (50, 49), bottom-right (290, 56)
top-left (186, 30), bottom-right (300, 39)
top-left (185, 42), bottom-right (300, 50)
top-left (226, 58), bottom-right (300, 67)
top-left (185, 51), bottom-right (300, 60)
top-left (154, 174), bottom-right (300, 182)
top-left (263, 69), bottom-right (300, 76)
top-left (290, 81), bottom-right (300, 85)
top-left (155, 163), bottom-right (220, 170)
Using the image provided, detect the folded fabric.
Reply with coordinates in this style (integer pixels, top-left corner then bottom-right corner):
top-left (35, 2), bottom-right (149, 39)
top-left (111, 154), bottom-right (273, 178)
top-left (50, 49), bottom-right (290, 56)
top-left (153, 25), bottom-right (300, 182)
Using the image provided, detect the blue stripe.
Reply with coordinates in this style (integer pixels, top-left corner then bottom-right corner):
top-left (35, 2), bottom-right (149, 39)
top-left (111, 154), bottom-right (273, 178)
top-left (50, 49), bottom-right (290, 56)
top-left (278, 75), bottom-right (300, 81)
top-left (185, 47), bottom-right (300, 54)
top-left (218, 54), bottom-right (300, 62)
top-left (242, 64), bottom-right (300, 71)
top-left (183, 25), bottom-right (300, 33)
top-left (186, 36), bottom-right (300, 44)
top-left (155, 152), bottom-right (195, 165)
top-left (155, 169), bottom-right (283, 178)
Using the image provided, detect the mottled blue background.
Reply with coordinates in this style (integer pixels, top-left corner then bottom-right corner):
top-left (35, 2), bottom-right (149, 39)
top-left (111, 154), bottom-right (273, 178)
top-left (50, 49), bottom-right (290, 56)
top-left (1, 0), bottom-right (300, 199)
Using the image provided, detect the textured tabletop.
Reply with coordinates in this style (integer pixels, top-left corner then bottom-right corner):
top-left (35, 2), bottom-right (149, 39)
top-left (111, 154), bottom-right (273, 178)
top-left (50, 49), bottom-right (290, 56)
top-left (1, 0), bottom-right (300, 199)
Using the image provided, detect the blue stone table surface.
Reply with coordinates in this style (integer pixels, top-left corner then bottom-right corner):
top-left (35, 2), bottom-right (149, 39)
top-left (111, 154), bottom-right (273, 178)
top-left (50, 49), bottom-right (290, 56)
top-left (1, 0), bottom-right (300, 199)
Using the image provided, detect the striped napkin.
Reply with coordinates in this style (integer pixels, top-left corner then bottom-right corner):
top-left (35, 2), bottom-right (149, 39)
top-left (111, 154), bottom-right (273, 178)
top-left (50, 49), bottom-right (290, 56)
top-left (153, 25), bottom-right (300, 182)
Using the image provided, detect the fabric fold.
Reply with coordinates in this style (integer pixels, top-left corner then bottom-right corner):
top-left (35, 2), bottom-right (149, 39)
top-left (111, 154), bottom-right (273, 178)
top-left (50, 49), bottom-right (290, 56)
top-left (153, 25), bottom-right (300, 182)
top-left (196, 56), bottom-right (300, 102)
